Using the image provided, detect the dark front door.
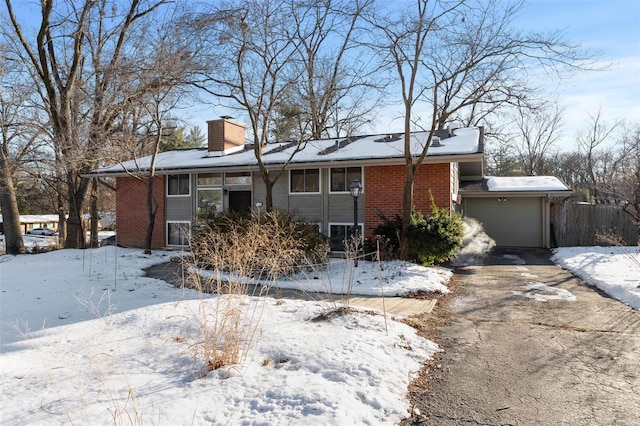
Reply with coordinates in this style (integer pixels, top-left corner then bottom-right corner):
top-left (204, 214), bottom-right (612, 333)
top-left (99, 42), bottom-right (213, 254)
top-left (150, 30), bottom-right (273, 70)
top-left (228, 191), bottom-right (252, 213)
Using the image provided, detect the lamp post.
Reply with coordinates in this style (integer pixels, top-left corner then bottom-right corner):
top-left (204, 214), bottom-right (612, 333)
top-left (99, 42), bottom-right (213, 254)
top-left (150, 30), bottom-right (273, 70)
top-left (348, 179), bottom-right (363, 267)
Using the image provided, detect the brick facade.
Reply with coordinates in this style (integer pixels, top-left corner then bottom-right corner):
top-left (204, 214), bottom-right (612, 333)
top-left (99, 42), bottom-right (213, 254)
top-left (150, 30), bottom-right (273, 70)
top-left (116, 176), bottom-right (166, 248)
top-left (364, 163), bottom-right (452, 237)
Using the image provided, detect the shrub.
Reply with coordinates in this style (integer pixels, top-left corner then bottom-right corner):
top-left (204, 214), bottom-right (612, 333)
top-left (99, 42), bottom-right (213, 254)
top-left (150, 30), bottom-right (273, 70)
top-left (192, 210), bottom-right (328, 279)
top-left (408, 206), bottom-right (464, 265)
top-left (367, 201), bottom-right (464, 265)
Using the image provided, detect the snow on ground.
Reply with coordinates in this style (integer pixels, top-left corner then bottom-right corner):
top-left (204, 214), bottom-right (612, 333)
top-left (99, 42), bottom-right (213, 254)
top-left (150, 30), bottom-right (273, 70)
top-left (552, 246), bottom-right (640, 310)
top-left (0, 247), bottom-right (443, 425)
top-left (2, 244), bottom-right (636, 425)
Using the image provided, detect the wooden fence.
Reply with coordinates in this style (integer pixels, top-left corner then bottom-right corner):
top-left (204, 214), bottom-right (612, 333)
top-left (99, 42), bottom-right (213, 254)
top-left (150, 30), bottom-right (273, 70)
top-left (551, 203), bottom-right (639, 247)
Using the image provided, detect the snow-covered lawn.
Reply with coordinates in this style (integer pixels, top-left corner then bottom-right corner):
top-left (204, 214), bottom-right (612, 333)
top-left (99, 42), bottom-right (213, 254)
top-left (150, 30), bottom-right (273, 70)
top-left (0, 247), bottom-right (444, 425)
top-left (1, 245), bottom-right (636, 425)
top-left (552, 246), bottom-right (640, 310)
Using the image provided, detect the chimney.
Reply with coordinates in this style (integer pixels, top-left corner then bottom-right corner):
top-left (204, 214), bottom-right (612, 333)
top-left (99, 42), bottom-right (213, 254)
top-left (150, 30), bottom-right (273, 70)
top-left (207, 117), bottom-right (245, 156)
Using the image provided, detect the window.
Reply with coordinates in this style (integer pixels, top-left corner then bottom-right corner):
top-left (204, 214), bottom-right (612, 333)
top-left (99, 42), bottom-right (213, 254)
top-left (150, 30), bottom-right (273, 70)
top-left (290, 169), bottom-right (320, 193)
top-left (197, 189), bottom-right (223, 219)
top-left (167, 222), bottom-right (191, 246)
top-left (330, 167), bottom-right (362, 192)
top-left (225, 171), bottom-right (252, 185)
top-left (329, 223), bottom-right (363, 252)
top-left (168, 174), bottom-right (190, 196)
top-left (197, 173), bottom-right (222, 186)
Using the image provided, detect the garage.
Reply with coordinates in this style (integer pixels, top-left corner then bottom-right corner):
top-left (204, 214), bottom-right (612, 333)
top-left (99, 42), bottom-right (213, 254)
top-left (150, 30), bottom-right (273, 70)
top-left (460, 176), bottom-right (573, 248)
top-left (463, 196), bottom-right (543, 247)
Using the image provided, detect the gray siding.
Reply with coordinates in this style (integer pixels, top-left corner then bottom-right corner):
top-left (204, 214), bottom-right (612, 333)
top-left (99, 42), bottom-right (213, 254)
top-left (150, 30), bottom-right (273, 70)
top-left (288, 194), bottom-right (322, 220)
top-left (328, 194), bottom-right (364, 223)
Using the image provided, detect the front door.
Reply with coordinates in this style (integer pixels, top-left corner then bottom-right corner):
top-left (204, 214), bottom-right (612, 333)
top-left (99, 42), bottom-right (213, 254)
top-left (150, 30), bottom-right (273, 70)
top-left (228, 191), bottom-right (252, 213)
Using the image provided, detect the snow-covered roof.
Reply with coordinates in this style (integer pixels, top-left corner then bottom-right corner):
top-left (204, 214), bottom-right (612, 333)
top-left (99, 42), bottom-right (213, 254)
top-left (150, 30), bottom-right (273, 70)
top-left (0, 214), bottom-right (60, 224)
top-left (460, 176), bottom-right (572, 195)
top-left (91, 127), bottom-right (481, 175)
top-left (486, 176), bottom-right (570, 192)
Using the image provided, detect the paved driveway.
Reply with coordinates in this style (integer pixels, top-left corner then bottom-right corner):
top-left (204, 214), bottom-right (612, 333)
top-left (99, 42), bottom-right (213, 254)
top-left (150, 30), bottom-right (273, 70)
top-left (406, 248), bottom-right (640, 426)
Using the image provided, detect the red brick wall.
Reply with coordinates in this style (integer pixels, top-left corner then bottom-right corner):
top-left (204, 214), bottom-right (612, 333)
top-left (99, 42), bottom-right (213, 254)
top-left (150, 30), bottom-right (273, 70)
top-left (116, 176), bottom-right (166, 248)
top-left (364, 163), bottom-right (452, 237)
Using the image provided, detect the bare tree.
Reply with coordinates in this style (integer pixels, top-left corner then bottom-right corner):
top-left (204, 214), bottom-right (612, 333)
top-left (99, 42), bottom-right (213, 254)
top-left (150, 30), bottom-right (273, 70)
top-left (366, 0), bottom-right (591, 259)
top-left (512, 103), bottom-right (563, 176)
top-left (0, 68), bottom-right (34, 254)
top-left (189, 0), bottom-right (375, 210)
top-left (3, 0), bottom-right (169, 248)
top-left (576, 110), bottom-right (622, 202)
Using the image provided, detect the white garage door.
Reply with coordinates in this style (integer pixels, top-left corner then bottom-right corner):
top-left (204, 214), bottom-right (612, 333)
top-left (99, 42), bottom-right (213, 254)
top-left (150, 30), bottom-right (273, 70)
top-left (464, 197), bottom-right (543, 247)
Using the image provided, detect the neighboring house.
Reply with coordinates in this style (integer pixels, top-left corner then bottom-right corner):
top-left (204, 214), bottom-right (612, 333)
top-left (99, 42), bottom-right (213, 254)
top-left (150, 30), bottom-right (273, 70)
top-left (88, 118), bottom-right (571, 250)
top-left (0, 215), bottom-right (59, 235)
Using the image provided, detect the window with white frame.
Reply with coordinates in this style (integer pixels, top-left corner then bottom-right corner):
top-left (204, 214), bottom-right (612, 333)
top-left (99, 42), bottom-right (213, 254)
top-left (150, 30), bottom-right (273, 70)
top-left (290, 169), bottom-right (320, 193)
top-left (167, 174), bottom-right (190, 196)
top-left (329, 223), bottom-right (363, 252)
top-left (167, 221), bottom-right (191, 246)
top-left (330, 167), bottom-right (362, 192)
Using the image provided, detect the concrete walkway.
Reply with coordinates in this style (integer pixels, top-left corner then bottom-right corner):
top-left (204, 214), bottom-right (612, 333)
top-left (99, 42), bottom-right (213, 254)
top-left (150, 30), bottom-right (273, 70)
top-left (404, 248), bottom-right (640, 426)
top-left (145, 260), bottom-right (438, 316)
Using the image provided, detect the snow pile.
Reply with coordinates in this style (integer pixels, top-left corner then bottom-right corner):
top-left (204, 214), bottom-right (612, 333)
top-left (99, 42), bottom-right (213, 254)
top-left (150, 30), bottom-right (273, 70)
top-left (552, 246), bottom-right (640, 310)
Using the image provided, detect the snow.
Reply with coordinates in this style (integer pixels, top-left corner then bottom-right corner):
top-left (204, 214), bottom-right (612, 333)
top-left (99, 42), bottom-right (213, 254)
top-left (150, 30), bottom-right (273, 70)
top-left (551, 246), bottom-right (640, 310)
top-left (2, 244), bottom-right (637, 424)
top-left (1, 247), bottom-right (442, 425)
top-left (486, 176), bottom-right (570, 192)
top-left (93, 127), bottom-right (480, 176)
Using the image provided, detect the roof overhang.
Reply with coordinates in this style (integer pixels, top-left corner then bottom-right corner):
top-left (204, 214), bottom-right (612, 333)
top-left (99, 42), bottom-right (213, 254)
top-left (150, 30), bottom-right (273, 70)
top-left (83, 152), bottom-right (486, 178)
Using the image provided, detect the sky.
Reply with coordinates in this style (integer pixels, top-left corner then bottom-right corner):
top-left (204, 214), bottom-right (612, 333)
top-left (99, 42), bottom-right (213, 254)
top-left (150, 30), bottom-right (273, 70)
top-left (510, 0), bottom-right (640, 147)
top-left (0, 236), bottom-right (638, 424)
top-left (3, 0), bottom-right (639, 149)
top-left (189, 0), bottom-right (640, 148)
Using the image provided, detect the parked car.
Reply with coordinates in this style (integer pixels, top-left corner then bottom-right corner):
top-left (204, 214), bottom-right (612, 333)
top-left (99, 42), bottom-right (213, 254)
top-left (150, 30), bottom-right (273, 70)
top-left (27, 228), bottom-right (56, 236)
top-left (99, 235), bottom-right (117, 246)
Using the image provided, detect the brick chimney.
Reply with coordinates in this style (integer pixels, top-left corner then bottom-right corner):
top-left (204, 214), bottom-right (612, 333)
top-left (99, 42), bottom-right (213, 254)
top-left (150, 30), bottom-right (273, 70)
top-left (207, 117), bottom-right (245, 156)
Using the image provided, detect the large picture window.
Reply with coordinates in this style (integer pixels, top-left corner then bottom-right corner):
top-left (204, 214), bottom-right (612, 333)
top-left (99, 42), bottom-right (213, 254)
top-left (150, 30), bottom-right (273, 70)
top-left (197, 189), bottom-right (223, 219)
top-left (167, 221), bottom-right (191, 246)
top-left (330, 167), bottom-right (362, 192)
top-left (168, 174), bottom-right (190, 196)
top-left (290, 169), bottom-right (320, 193)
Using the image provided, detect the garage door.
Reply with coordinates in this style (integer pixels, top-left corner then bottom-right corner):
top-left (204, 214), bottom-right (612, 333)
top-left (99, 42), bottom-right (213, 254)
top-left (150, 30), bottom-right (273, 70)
top-left (463, 197), bottom-right (543, 247)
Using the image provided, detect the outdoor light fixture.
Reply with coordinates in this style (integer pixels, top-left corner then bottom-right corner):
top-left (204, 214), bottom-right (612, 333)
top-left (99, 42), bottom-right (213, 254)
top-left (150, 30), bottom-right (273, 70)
top-left (497, 197), bottom-right (507, 202)
top-left (255, 201), bottom-right (263, 221)
top-left (348, 179), bottom-right (363, 267)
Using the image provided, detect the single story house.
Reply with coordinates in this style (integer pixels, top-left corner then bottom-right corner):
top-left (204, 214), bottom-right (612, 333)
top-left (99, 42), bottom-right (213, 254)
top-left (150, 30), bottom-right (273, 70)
top-left (88, 118), bottom-right (571, 250)
top-left (0, 214), bottom-right (59, 235)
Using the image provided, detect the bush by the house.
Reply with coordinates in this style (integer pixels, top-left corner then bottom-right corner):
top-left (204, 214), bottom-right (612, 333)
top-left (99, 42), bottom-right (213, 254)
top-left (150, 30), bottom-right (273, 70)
top-left (366, 204), bottom-right (464, 265)
top-left (192, 210), bottom-right (328, 279)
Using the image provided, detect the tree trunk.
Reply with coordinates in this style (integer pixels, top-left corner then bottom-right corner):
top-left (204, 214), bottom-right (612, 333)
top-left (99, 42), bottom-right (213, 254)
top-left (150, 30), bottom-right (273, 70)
top-left (89, 178), bottom-right (100, 248)
top-left (65, 173), bottom-right (87, 249)
top-left (144, 176), bottom-right (158, 254)
top-left (0, 164), bottom-right (25, 255)
top-left (399, 166), bottom-right (415, 260)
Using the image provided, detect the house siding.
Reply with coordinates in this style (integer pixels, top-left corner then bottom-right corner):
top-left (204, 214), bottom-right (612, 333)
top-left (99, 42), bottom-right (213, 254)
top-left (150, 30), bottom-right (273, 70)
top-left (116, 176), bottom-right (166, 248)
top-left (364, 163), bottom-right (452, 237)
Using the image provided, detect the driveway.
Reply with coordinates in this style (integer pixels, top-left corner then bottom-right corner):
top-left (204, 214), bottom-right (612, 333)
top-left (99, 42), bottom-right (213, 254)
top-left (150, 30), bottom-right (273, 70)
top-left (405, 248), bottom-right (640, 426)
